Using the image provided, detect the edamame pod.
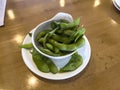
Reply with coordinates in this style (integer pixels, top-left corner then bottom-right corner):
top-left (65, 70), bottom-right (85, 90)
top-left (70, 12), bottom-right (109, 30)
top-left (60, 52), bottom-right (82, 72)
top-left (73, 27), bottom-right (86, 42)
top-left (52, 28), bottom-right (85, 44)
top-left (60, 18), bottom-right (80, 30)
top-left (51, 34), bottom-right (74, 44)
top-left (45, 59), bottom-right (58, 74)
top-left (39, 47), bottom-right (61, 56)
top-left (19, 43), bottom-right (33, 49)
top-left (36, 30), bottom-right (51, 41)
top-left (32, 49), bottom-right (58, 74)
top-left (43, 27), bottom-right (59, 48)
top-left (46, 43), bottom-right (60, 53)
top-left (38, 38), bottom-right (62, 54)
top-left (51, 19), bottom-right (69, 29)
top-left (49, 37), bottom-right (85, 51)
top-left (54, 47), bottom-right (60, 54)
top-left (32, 49), bottom-right (50, 73)
top-left (46, 43), bottom-right (54, 51)
top-left (38, 38), bottom-right (44, 43)
top-left (63, 30), bottom-right (75, 36)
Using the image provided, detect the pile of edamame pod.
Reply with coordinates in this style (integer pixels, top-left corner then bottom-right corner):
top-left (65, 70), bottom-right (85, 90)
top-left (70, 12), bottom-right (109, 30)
top-left (36, 18), bottom-right (86, 56)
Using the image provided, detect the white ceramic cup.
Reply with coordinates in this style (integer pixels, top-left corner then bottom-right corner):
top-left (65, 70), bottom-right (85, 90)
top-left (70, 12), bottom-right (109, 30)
top-left (32, 12), bottom-right (77, 61)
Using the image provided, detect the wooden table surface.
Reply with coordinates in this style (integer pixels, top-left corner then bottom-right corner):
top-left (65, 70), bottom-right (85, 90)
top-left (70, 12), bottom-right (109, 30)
top-left (0, 0), bottom-right (120, 90)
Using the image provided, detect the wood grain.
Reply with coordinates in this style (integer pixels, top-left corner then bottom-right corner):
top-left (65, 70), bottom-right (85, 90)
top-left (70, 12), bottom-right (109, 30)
top-left (0, 0), bottom-right (120, 90)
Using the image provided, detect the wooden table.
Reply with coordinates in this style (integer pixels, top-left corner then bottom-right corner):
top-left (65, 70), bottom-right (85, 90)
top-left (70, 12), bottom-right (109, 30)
top-left (0, 0), bottom-right (120, 90)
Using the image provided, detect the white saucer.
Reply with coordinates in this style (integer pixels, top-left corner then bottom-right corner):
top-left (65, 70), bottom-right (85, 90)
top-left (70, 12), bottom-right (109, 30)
top-left (21, 29), bottom-right (91, 80)
top-left (115, 0), bottom-right (120, 7)
top-left (113, 0), bottom-right (120, 11)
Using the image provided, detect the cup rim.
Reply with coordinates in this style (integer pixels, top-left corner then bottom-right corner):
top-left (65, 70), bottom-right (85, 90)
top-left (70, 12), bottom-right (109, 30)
top-left (32, 12), bottom-right (76, 59)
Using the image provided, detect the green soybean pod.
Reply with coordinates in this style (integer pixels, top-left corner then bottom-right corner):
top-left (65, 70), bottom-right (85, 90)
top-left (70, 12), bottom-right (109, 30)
top-left (69, 27), bottom-right (85, 42)
top-left (36, 30), bottom-right (51, 41)
top-left (33, 48), bottom-right (58, 74)
top-left (38, 38), bottom-right (44, 43)
top-left (74, 28), bottom-right (86, 42)
top-left (51, 34), bottom-right (74, 44)
top-left (46, 43), bottom-right (54, 51)
top-left (45, 59), bottom-right (58, 74)
top-left (63, 30), bottom-right (75, 36)
top-left (32, 49), bottom-right (50, 73)
top-left (60, 52), bottom-right (82, 72)
top-left (19, 43), bottom-right (33, 49)
top-left (38, 38), bottom-right (60, 54)
top-left (54, 47), bottom-right (60, 54)
top-left (53, 28), bottom-right (85, 44)
top-left (39, 47), bottom-right (61, 56)
top-left (49, 37), bottom-right (85, 51)
top-left (46, 43), bottom-right (60, 54)
top-left (43, 27), bottom-right (59, 48)
top-left (51, 19), bottom-right (69, 30)
top-left (60, 18), bottom-right (80, 30)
